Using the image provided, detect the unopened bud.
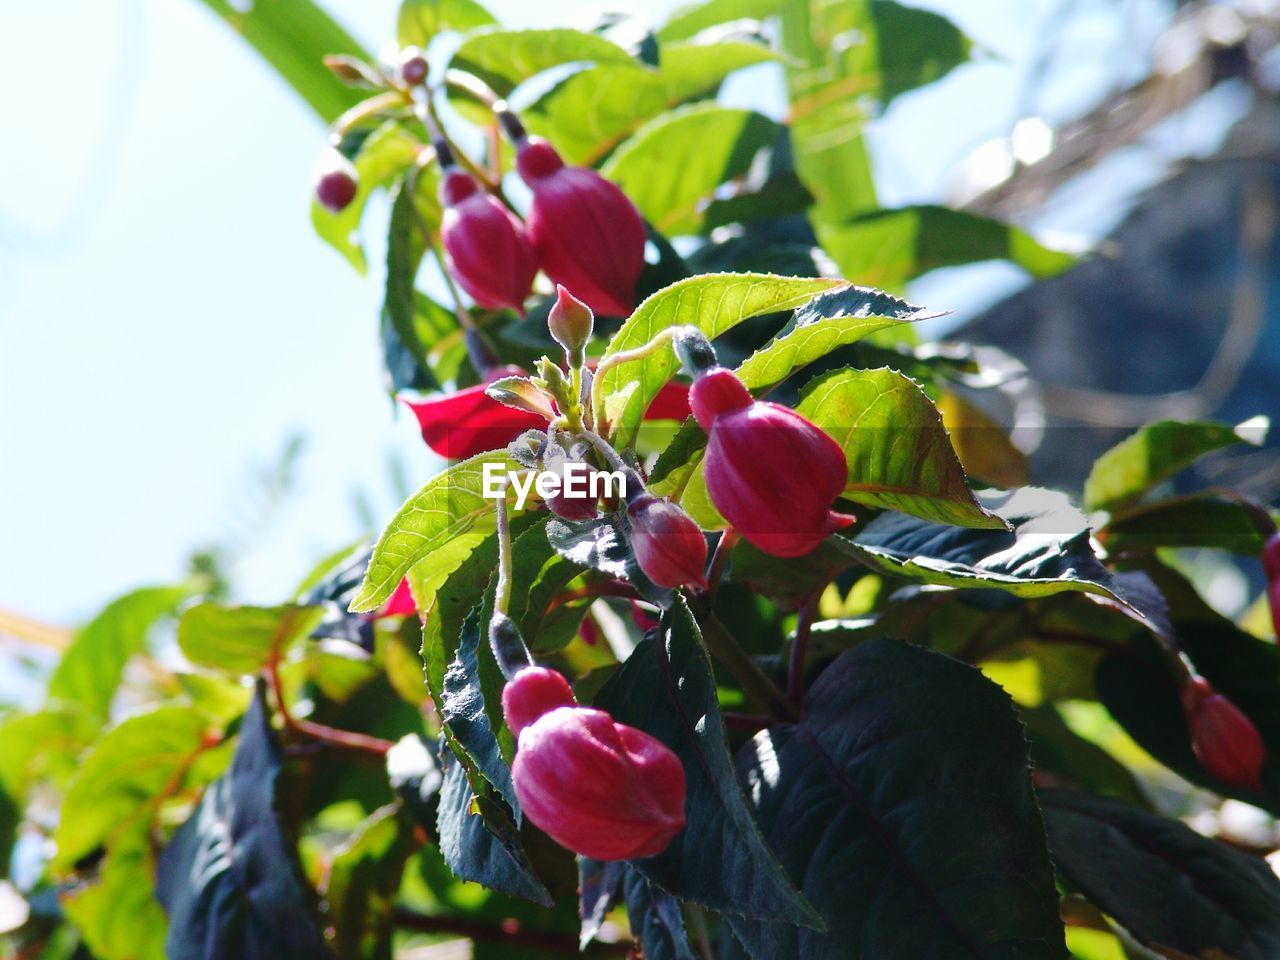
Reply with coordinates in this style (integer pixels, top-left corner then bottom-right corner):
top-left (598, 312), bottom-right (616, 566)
top-left (314, 148), bottom-right (359, 213)
top-left (548, 285), bottom-right (593, 364)
top-left (1181, 677), bottom-right (1266, 790)
top-left (399, 47), bottom-right (428, 86)
top-left (626, 493), bottom-right (708, 590)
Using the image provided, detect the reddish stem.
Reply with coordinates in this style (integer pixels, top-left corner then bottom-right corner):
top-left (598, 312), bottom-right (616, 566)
top-left (266, 658), bottom-right (393, 757)
top-left (547, 580), bottom-right (639, 611)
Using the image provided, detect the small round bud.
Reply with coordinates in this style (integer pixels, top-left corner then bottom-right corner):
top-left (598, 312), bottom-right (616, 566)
top-left (314, 148), bottom-right (359, 213)
top-left (626, 493), bottom-right (708, 590)
top-left (1181, 677), bottom-right (1266, 790)
top-left (400, 47), bottom-right (428, 86)
top-left (502, 665), bottom-right (576, 736)
top-left (548, 285), bottom-right (593, 362)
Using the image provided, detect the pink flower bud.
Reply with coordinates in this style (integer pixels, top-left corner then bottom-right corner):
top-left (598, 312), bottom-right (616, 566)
top-left (548, 284), bottom-right (594, 358)
top-left (404, 365), bottom-right (546, 460)
top-left (1264, 532), bottom-right (1280, 582)
top-left (626, 493), bottom-right (708, 590)
top-left (501, 666), bottom-right (576, 736)
top-left (1181, 677), bottom-right (1266, 790)
top-left (512, 705), bottom-right (686, 860)
top-left (314, 148), bottom-right (358, 213)
top-left (691, 367), bottom-right (854, 558)
top-left (399, 47), bottom-right (428, 86)
top-left (515, 138), bottom-right (646, 318)
top-left (439, 168), bottom-right (538, 314)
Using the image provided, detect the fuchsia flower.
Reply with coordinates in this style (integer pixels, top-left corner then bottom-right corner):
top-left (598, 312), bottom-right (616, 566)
top-left (514, 137), bottom-right (646, 318)
top-left (626, 493), bottom-right (708, 590)
top-left (690, 367), bottom-right (854, 558)
top-left (1180, 677), bottom-right (1266, 790)
top-left (502, 666), bottom-right (686, 861)
top-left (439, 167), bottom-right (538, 314)
top-left (314, 148), bottom-right (358, 213)
top-left (374, 578), bottom-right (417, 619)
top-left (404, 365), bottom-right (546, 460)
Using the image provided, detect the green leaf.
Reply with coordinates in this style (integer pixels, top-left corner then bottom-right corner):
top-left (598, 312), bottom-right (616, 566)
top-left (600, 105), bottom-right (780, 235)
top-left (506, 522), bottom-right (590, 654)
top-left (594, 598), bottom-right (818, 926)
top-left (732, 639), bottom-right (1066, 958)
top-left (47, 585), bottom-right (191, 723)
top-left (324, 804), bottom-right (417, 960)
top-left (659, 0), bottom-right (788, 43)
top-left (397, 0), bottom-right (496, 47)
top-left (382, 175), bottom-right (446, 393)
top-left (1041, 790), bottom-right (1280, 960)
top-left (795, 366), bottom-right (1003, 528)
top-left (194, 0), bottom-right (370, 123)
top-left (53, 706), bottom-right (219, 871)
top-left (439, 607), bottom-right (519, 817)
top-left (435, 743), bottom-right (553, 905)
top-left (623, 867), bottom-right (697, 960)
top-left (155, 686), bottom-right (331, 959)
top-left (449, 28), bottom-right (641, 100)
top-left (177, 601), bottom-right (325, 675)
top-left (1084, 417), bottom-right (1267, 512)
top-left (1101, 491), bottom-right (1272, 554)
top-left (598, 274), bottom-right (841, 447)
top-left (851, 488), bottom-right (1160, 624)
top-left (62, 833), bottom-right (169, 960)
top-left (524, 41), bottom-right (778, 166)
top-left (350, 451), bottom-right (522, 614)
top-left (0, 705), bottom-right (98, 801)
top-left (313, 122), bottom-right (421, 275)
top-left (821, 205), bottom-right (1075, 290)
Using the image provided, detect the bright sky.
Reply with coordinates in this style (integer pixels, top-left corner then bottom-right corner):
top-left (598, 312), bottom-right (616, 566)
top-left (0, 0), bottom-right (1174, 633)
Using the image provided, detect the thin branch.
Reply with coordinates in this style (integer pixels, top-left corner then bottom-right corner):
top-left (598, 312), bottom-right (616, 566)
top-left (265, 657), bottom-right (393, 757)
top-left (788, 596), bottom-right (818, 707)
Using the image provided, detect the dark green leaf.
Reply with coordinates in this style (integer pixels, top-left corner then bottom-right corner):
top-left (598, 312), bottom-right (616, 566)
top-left (53, 706), bottom-right (220, 871)
top-left (594, 598), bottom-right (818, 926)
top-left (195, 0), bottom-right (370, 122)
top-left (851, 488), bottom-right (1163, 635)
top-left (1019, 705), bottom-right (1147, 807)
top-left (1101, 491), bottom-right (1272, 554)
top-left (598, 274), bottom-right (841, 447)
top-left (155, 686), bottom-right (332, 960)
top-left (525, 41), bottom-right (778, 166)
top-left (506, 522), bottom-right (590, 654)
top-left (382, 178), bottom-right (443, 393)
top-left (579, 859), bottom-right (625, 949)
top-left (624, 867), bottom-right (697, 960)
top-left (435, 744), bottom-right (553, 905)
top-left (1084, 418), bottom-right (1267, 512)
top-left (732, 639), bottom-right (1066, 959)
top-left (397, 0), bottom-right (496, 47)
top-left (545, 516), bottom-right (671, 608)
top-left (48, 585), bottom-right (190, 723)
top-left (600, 105), bottom-right (779, 235)
top-left (440, 607), bottom-right (519, 817)
top-left (0, 783), bottom-right (16, 881)
top-left (177, 602), bottom-right (325, 675)
top-left (1041, 790), bottom-right (1280, 960)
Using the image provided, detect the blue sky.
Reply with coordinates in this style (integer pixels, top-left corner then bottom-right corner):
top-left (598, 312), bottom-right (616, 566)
top-left (0, 0), bottom-right (1173, 628)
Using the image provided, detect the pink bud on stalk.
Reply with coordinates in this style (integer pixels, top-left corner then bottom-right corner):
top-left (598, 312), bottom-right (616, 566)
top-left (690, 366), bottom-right (854, 558)
top-left (513, 136), bottom-right (646, 318)
top-left (502, 667), bottom-right (686, 861)
top-left (1180, 677), bottom-right (1266, 790)
top-left (438, 167), bottom-right (538, 314)
top-left (314, 148), bottom-right (359, 213)
top-left (626, 493), bottom-right (709, 591)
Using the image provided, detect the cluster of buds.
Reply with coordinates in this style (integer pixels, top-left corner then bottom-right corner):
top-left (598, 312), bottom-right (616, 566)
top-left (1180, 675), bottom-right (1266, 790)
top-left (502, 663), bottom-right (687, 861)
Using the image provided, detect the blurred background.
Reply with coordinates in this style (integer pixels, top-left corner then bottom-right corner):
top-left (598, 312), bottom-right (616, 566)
top-left (4, 0), bottom-right (1279, 702)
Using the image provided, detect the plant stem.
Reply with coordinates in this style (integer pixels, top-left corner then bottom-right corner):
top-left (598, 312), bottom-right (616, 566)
top-left (547, 580), bottom-right (640, 612)
top-left (788, 595), bottom-right (818, 707)
top-left (705, 529), bottom-right (738, 602)
top-left (590, 328), bottom-right (682, 435)
top-left (689, 598), bottom-right (797, 722)
top-left (265, 658), bottom-right (393, 757)
top-left (494, 496), bottom-right (514, 617)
